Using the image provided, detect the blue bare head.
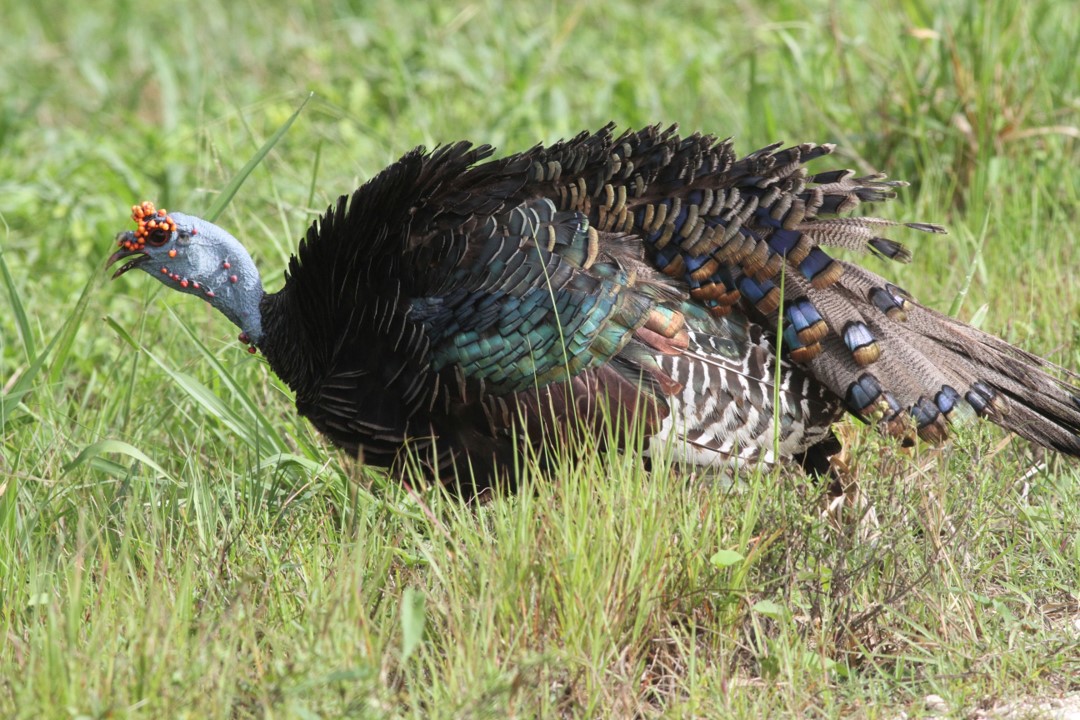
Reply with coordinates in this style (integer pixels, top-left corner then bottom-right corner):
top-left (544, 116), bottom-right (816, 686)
top-left (108, 202), bottom-right (265, 345)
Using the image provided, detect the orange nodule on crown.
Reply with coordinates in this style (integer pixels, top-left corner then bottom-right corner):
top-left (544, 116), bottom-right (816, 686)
top-left (120, 201), bottom-right (177, 252)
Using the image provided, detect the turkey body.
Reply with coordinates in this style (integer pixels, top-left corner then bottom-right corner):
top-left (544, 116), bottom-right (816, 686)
top-left (250, 125), bottom-right (1080, 490)
top-left (113, 124), bottom-right (1080, 493)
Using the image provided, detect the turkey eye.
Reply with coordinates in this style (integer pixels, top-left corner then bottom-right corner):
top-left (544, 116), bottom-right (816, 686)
top-left (146, 229), bottom-right (170, 247)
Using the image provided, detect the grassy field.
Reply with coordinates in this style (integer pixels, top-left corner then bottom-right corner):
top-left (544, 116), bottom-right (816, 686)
top-left (2, 0), bottom-right (1079, 717)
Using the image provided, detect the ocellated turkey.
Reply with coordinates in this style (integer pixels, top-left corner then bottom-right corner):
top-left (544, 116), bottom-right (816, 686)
top-left (108, 124), bottom-right (1080, 493)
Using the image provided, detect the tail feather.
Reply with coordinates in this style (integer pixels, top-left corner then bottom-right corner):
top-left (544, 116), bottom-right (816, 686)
top-left (491, 125), bottom-right (1080, 459)
top-left (905, 302), bottom-right (1080, 453)
top-left (812, 257), bottom-right (1080, 454)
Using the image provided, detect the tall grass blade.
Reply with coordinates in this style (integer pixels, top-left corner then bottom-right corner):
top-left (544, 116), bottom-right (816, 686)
top-left (204, 92), bottom-right (312, 222)
top-left (64, 439), bottom-right (176, 481)
top-left (166, 306), bottom-right (288, 453)
top-left (0, 271), bottom-right (87, 432)
top-left (47, 274), bottom-right (95, 387)
top-left (948, 211), bottom-right (990, 318)
top-left (0, 233), bottom-right (34, 362)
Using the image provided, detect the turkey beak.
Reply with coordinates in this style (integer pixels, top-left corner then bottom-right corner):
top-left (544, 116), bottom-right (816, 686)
top-left (107, 231), bottom-right (147, 279)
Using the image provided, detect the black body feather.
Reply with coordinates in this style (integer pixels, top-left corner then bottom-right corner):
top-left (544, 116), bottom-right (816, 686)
top-left (246, 124), bottom-right (1080, 491)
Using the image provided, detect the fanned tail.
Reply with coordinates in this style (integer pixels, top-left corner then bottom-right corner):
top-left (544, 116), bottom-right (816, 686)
top-left (745, 161), bottom-right (1080, 456)
top-left (812, 259), bottom-right (1080, 455)
top-left (513, 125), bottom-right (1080, 457)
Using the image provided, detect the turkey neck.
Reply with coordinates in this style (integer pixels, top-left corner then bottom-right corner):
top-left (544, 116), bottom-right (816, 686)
top-left (255, 288), bottom-right (317, 398)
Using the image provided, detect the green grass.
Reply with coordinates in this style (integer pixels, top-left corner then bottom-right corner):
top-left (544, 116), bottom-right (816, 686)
top-left (2, 0), bottom-right (1079, 716)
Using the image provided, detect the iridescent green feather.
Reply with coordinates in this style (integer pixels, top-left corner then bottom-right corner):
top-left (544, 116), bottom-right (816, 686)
top-left (417, 199), bottom-right (653, 395)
